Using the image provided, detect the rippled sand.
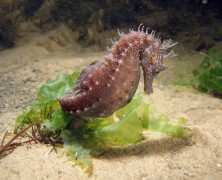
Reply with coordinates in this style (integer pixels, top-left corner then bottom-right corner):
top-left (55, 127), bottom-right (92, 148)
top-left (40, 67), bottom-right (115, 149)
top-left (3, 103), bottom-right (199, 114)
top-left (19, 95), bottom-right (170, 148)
top-left (0, 32), bottom-right (222, 180)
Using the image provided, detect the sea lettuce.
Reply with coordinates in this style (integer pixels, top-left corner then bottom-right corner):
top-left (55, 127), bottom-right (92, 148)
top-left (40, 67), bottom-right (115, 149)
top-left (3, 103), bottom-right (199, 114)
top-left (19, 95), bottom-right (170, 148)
top-left (38, 69), bottom-right (82, 102)
top-left (14, 69), bottom-right (82, 132)
top-left (15, 68), bottom-right (191, 173)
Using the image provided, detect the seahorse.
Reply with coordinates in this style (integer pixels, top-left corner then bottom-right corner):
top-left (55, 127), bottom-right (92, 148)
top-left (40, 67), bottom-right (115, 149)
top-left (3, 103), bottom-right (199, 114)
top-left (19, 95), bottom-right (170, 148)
top-left (58, 25), bottom-right (177, 117)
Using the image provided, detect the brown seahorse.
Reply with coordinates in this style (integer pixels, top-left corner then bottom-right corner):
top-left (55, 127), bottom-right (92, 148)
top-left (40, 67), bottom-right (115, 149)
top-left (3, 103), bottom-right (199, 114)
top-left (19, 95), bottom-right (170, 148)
top-left (58, 25), bottom-right (177, 117)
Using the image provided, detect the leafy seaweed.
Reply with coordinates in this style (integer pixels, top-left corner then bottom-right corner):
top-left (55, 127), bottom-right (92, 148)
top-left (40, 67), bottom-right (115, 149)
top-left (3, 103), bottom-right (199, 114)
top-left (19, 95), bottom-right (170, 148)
top-left (93, 93), bottom-right (144, 145)
top-left (14, 100), bottom-right (61, 131)
top-left (135, 100), bottom-right (191, 138)
top-left (38, 69), bottom-right (82, 102)
top-left (14, 69), bottom-right (82, 132)
top-left (174, 50), bottom-right (222, 97)
top-left (15, 68), bottom-right (191, 173)
top-left (193, 50), bottom-right (222, 96)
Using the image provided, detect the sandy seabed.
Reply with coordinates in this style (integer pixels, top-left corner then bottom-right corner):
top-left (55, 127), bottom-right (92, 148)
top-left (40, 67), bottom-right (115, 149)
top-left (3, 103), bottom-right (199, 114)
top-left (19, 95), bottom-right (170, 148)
top-left (0, 32), bottom-right (222, 180)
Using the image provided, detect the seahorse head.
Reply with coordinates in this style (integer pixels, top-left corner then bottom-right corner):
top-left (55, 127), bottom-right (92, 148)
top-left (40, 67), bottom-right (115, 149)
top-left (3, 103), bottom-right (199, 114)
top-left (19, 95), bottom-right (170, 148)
top-left (141, 38), bottom-right (177, 94)
top-left (146, 40), bottom-right (165, 76)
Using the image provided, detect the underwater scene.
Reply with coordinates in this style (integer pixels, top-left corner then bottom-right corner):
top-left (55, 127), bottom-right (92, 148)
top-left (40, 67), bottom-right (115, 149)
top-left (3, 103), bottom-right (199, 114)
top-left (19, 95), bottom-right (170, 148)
top-left (0, 0), bottom-right (222, 179)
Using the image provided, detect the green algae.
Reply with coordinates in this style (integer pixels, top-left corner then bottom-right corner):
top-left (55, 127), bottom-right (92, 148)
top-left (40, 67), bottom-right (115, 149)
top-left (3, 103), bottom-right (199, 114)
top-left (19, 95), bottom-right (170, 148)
top-left (15, 68), bottom-right (191, 174)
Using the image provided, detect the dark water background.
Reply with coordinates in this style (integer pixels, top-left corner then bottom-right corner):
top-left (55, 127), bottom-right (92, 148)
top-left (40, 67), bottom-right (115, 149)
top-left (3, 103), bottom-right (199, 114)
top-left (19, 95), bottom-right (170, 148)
top-left (0, 0), bottom-right (222, 51)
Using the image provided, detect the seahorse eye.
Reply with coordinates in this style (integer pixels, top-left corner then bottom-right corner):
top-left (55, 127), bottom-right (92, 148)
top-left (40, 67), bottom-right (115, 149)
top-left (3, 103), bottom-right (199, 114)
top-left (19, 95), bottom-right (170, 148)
top-left (153, 63), bottom-right (164, 76)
